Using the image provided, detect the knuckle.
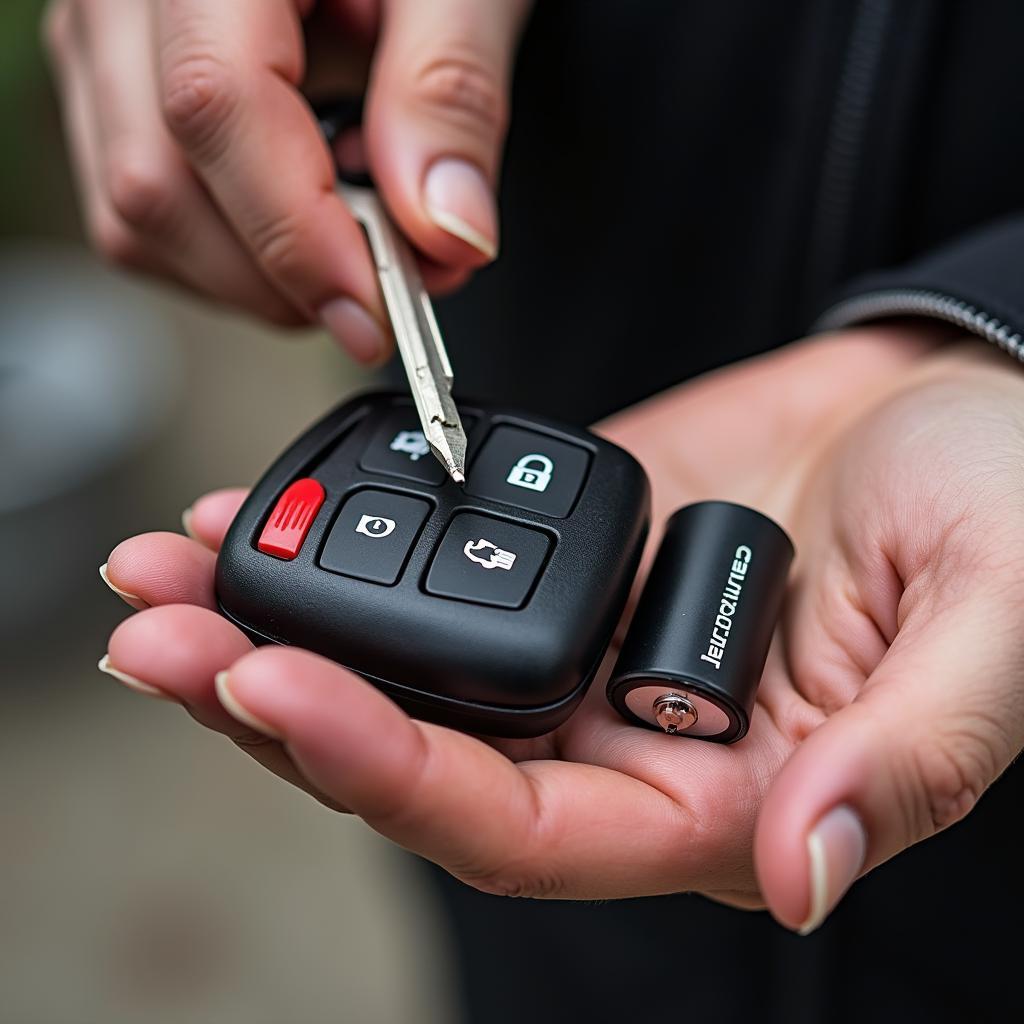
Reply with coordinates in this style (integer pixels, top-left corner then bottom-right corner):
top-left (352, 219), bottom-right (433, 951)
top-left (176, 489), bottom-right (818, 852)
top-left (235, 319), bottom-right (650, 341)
top-left (904, 725), bottom-right (997, 835)
top-left (89, 209), bottom-right (147, 270)
top-left (456, 860), bottom-right (563, 900)
top-left (160, 53), bottom-right (239, 151)
top-left (249, 210), bottom-right (309, 286)
top-left (106, 151), bottom-right (179, 235)
top-left (413, 55), bottom-right (508, 140)
top-left (447, 798), bottom-right (566, 900)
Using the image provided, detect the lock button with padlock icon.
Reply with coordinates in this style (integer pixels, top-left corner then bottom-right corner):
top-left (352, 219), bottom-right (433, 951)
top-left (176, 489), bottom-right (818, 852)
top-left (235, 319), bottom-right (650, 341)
top-left (464, 424), bottom-right (591, 517)
top-left (506, 453), bottom-right (555, 493)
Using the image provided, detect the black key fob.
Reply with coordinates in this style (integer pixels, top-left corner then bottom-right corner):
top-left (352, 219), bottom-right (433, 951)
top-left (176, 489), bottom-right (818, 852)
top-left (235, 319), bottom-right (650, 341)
top-left (215, 392), bottom-right (650, 737)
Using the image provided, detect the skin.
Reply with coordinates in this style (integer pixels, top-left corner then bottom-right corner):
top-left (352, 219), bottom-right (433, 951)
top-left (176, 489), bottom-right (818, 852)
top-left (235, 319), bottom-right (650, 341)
top-left (42, 0), bottom-right (532, 356)
top-left (99, 327), bottom-right (1024, 930)
top-left (45, 0), bottom-right (1024, 936)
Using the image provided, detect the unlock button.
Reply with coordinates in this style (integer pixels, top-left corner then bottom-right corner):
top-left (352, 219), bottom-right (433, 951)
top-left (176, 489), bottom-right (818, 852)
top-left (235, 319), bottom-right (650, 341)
top-left (466, 426), bottom-right (590, 518)
top-left (426, 513), bottom-right (551, 608)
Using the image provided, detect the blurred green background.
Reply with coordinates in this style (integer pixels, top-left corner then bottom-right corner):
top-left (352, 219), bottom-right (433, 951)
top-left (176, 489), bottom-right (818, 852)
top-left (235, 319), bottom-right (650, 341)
top-left (0, 4), bottom-right (456, 1021)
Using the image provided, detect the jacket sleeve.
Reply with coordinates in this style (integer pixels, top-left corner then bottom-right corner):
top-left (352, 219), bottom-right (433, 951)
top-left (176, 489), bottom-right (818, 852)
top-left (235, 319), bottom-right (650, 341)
top-left (814, 214), bottom-right (1024, 364)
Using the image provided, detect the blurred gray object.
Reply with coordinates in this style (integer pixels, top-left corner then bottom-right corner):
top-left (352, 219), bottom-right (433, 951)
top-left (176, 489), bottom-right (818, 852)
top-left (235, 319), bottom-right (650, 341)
top-left (0, 242), bottom-right (182, 512)
top-left (0, 242), bottom-right (184, 641)
top-left (1, 5), bottom-right (456, 1018)
top-left (0, 238), bottom-right (457, 1022)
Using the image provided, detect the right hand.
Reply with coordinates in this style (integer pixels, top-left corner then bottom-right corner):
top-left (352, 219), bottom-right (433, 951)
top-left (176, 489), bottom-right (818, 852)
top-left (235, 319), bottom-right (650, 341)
top-left (43, 0), bottom-right (530, 362)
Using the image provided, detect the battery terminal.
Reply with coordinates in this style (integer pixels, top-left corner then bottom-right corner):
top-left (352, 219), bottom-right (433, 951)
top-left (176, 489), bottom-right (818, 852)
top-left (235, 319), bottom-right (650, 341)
top-left (653, 693), bottom-right (698, 734)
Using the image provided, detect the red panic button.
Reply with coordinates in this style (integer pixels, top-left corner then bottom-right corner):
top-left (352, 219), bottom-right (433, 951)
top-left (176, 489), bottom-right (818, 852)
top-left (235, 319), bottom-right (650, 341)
top-left (257, 478), bottom-right (326, 559)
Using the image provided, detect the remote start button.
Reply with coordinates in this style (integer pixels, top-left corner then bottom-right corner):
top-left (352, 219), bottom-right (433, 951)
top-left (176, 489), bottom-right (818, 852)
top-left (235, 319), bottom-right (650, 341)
top-left (425, 512), bottom-right (550, 609)
top-left (360, 407), bottom-right (474, 486)
top-left (320, 489), bottom-right (431, 585)
top-left (257, 477), bottom-right (326, 559)
top-left (465, 426), bottom-right (590, 517)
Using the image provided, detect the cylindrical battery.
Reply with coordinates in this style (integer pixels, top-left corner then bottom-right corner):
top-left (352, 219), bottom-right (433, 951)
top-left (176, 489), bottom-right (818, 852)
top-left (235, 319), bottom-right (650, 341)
top-left (607, 501), bottom-right (794, 743)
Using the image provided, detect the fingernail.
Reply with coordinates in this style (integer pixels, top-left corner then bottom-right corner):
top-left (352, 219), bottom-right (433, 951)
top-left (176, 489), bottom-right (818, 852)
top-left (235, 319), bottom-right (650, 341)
top-left (423, 158), bottom-right (498, 259)
top-left (98, 654), bottom-right (174, 701)
top-left (99, 563), bottom-right (149, 611)
top-left (319, 298), bottom-right (387, 366)
top-left (214, 670), bottom-right (284, 741)
top-left (181, 506), bottom-right (197, 540)
top-left (799, 804), bottom-right (867, 935)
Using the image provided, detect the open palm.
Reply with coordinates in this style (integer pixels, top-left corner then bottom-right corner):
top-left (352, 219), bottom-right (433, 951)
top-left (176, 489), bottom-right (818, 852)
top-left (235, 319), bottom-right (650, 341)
top-left (101, 328), bottom-right (1024, 931)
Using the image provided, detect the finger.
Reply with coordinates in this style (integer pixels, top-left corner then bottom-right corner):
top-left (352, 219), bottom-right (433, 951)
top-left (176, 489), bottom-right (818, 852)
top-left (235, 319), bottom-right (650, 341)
top-left (756, 595), bottom-right (1024, 934)
top-left (365, 0), bottom-right (530, 265)
top-left (101, 489), bottom-right (247, 609)
top-left (417, 260), bottom-right (471, 297)
top-left (102, 604), bottom-right (342, 807)
top-left (107, 604), bottom-right (251, 725)
top-left (331, 136), bottom-right (467, 295)
top-left (215, 647), bottom-right (722, 899)
top-left (75, 0), bottom-right (304, 323)
top-left (182, 487), bottom-right (248, 550)
top-left (155, 0), bottom-right (390, 363)
top-left (44, 1), bottom-right (169, 275)
top-left (104, 533), bottom-right (216, 610)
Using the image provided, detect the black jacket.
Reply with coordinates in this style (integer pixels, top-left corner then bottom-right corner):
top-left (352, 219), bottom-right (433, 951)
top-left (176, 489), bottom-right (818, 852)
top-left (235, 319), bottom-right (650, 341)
top-left (442, 0), bottom-right (1024, 424)
top-left (432, 3), bottom-right (1024, 1022)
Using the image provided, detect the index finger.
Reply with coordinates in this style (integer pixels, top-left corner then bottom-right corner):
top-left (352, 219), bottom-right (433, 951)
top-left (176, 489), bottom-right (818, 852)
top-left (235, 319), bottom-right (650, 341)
top-left (218, 646), bottom-right (708, 900)
top-left (155, 0), bottom-right (390, 362)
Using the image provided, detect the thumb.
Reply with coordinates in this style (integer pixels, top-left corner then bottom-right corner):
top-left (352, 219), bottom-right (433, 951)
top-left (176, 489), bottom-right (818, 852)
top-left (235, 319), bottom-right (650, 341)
top-left (755, 596), bottom-right (1024, 934)
top-left (364, 0), bottom-right (531, 266)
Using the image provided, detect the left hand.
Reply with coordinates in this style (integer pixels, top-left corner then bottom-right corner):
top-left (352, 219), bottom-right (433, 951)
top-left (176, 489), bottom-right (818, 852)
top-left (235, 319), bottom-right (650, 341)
top-left (97, 327), bottom-right (1024, 932)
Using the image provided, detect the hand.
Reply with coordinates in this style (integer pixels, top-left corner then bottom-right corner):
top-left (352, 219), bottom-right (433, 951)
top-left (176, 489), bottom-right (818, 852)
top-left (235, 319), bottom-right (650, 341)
top-left (97, 327), bottom-right (1024, 932)
top-left (43, 0), bottom-right (530, 361)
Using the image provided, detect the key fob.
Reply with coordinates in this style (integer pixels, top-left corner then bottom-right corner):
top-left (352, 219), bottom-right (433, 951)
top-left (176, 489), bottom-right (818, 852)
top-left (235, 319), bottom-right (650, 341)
top-left (215, 392), bottom-right (650, 737)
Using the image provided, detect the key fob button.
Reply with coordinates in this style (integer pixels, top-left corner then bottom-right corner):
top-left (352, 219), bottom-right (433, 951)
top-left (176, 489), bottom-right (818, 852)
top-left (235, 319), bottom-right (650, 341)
top-left (320, 489), bottom-right (431, 585)
top-left (360, 408), bottom-right (472, 486)
top-left (425, 512), bottom-right (551, 608)
top-left (465, 426), bottom-right (590, 517)
top-left (257, 477), bottom-right (326, 559)
top-left (217, 393), bottom-right (651, 737)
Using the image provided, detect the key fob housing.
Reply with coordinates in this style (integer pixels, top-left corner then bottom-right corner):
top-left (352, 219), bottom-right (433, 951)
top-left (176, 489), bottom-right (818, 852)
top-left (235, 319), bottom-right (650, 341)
top-left (216, 393), bottom-right (649, 737)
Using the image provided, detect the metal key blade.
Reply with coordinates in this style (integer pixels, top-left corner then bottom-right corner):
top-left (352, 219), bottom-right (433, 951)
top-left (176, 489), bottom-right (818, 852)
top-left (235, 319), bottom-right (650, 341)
top-left (339, 180), bottom-right (467, 483)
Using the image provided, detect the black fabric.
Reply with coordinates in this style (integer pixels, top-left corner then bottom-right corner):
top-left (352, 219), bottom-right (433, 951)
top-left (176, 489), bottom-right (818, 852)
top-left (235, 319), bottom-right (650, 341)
top-left (436, 0), bottom-right (1024, 426)
top-left (426, 759), bottom-right (1022, 1024)
top-left (819, 214), bottom-right (1024, 338)
top-left (417, 2), bottom-right (1024, 1021)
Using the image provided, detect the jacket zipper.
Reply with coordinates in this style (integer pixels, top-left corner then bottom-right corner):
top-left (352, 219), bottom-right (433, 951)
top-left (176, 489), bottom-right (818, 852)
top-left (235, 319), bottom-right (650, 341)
top-left (815, 288), bottom-right (1024, 363)
top-left (802, 0), bottom-right (892, 312)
